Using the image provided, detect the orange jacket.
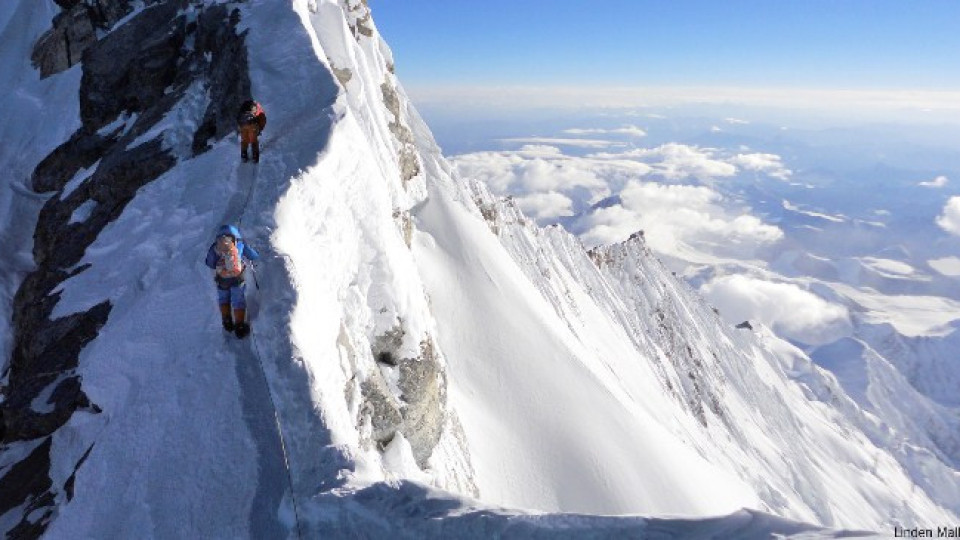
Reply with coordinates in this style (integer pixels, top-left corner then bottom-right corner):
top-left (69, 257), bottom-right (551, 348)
top-left (237, 101), bottom-right (266, 132)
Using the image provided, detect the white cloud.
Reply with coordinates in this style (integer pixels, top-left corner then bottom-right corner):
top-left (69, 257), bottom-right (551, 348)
top-left (783, 200), bottom-right (846, 222)
top-left (563, 125), bottom-right (647, 137)
top-left (919, 175), bottom-right (949, 188)
top-left (589, 144), bottom-right (737, 182)
top-left (614, 126), bottom-right (649, 137)
top-left (860, 257), bottom-right (916, 277)
top-left (453, 151), bottom-right (527, 192)
top-left (515, 192), bottom-right (574, 220)
top-left (516, 144), bottom-right (564, 157)
top-left (452, 149), bottom-right (613, 203)
top-left (646, 144), bottom-right (737, 181)
top-left (577, 181), bottom-right (782, 256)
top-left (453, 143), bottom-right (782, 258)
top-left (928, 257), bottom-right (960, 277)
top-left (936, 197), bottom-right (960, 236)
top-left (700, 275), bottom-right (851, 345)
top-left (515, 158), bottom-right (607, 194)
top-left (725, 117), bottom-right (750, 125)
top-left (730, 153), bottom-right (792, 180)
top-left (499, 137), bottom-right (623, 149)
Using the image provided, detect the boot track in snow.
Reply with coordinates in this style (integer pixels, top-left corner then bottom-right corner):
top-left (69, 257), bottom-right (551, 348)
top-left (225, 154), bottom-right (304, 539)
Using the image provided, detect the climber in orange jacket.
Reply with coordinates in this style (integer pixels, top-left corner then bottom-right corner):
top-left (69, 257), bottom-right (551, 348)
top-left (237, 100), bottom-right (266, 163)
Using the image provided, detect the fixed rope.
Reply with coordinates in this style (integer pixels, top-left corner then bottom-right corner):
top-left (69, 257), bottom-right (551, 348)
top-left (235, 160), bottom-right (305, 539)
top-left (250, 332), bottom-right (305, 540)
top-left (236, 165), bottom-right (258, 226)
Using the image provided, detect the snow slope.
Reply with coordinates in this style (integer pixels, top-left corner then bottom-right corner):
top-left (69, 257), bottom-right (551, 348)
top-left (0, 0), bottom-right (83, 380)
top-left (0, 0), bottom-right (956, 538)
top-left (412, 172), bottom-right (958, 526)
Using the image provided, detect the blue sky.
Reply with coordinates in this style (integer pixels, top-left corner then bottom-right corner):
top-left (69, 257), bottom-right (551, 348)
top-left (368, 0), bottom-right (959, 90)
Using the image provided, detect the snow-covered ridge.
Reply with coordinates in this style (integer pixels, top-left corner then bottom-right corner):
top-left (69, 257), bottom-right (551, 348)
top-left (428, 177), bottom-right (957, 526)
top-left (0, 0), bottom-right (956, 537)
top-left (1, 0), bottom-right (465, 536)
top-left (2, 0), bottom-right (255, 535)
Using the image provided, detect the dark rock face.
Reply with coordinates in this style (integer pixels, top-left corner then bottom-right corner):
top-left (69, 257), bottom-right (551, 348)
top-left (396, 338), bottom-right (445, 466)
top-left (360, 376), bottom-right (405, 445)
top-left (2, 1), bottom-right (251, 536)
top-left (4, 295), bottom-right (109, 442)
top-left (345, 0), bottom-right (374, 39)
top-left (331, 65), bottom-right (353, 87)
top-left (79, 1), bottom-right (187, 130)
top-left (0, 438), bottom-right (54, 538)
top-left (191, 6), bottom-right (250, 155)
top-left (380, 81), bottom-right (421, 184)
top-left (32, 0), bottom-right (135, 78)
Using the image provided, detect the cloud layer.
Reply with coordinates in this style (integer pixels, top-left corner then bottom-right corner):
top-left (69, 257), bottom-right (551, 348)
top-left (700, 275), bottom-right (851, 345)
top-left (452, 142), bottom-right (785, 256)
top-left (730, 153), bottom-right (792, 180)
top-left (588, 144), bottom-right (737, 182)
top-left (563, 125), bottom-right (648, 137)
top-left (497, 137), bottom-right (626, 149)
top-left (574, 181), bottom-right (782, 255)
top-left (920, 175), bottom-right (949, 188)
top-left (936, 196), bottom-right (960, 235)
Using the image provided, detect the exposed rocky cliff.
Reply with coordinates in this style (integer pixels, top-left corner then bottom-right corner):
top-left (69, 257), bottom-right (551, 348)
top-left (0, 1), bottom-right (454, 536)
top-left (1, 1), bottom-right (250, 536)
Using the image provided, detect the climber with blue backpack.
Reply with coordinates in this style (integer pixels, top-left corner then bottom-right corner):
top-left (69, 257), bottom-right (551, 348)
top-left (205, 225), bottom-right (260, 338)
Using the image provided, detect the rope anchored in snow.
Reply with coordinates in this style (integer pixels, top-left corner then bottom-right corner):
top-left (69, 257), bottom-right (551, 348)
top-left (234, 158), bottom-right (305, 539)
top-left (236, 165), bottom-right (259, 227)
top-left (250, 333), bottom-right (305, 540)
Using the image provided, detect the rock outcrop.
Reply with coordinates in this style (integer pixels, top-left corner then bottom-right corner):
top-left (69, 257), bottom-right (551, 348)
top-left (1, 1), bottom-right (251, 536)
top-left (381, 80), bottom-right (421, 184)
top-left (32, 0), bottom-right (134, 78)
top-left (362, 332), bottom-right (446, 468)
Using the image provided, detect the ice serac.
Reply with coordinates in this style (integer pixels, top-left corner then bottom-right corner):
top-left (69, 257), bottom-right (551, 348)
top-left (0, 0), bottom-right (956, 538)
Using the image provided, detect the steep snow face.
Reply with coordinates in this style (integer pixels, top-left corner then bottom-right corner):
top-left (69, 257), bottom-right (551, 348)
top-left (409, 161), bottom-right (958, 527)
top-left (1, 0), bottom-right (956, 538)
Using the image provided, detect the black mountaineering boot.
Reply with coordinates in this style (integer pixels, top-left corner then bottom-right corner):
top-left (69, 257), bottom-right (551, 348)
top-left (234, 308), bottom-right (249, 339)
top-left (235, 322), bottom-right (250, 339)
top-left (220, 304), bottom-right (234, 332)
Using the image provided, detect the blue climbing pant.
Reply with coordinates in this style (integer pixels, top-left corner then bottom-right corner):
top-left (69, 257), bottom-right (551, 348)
top-left (217, 281), bottom-right (247, 309)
